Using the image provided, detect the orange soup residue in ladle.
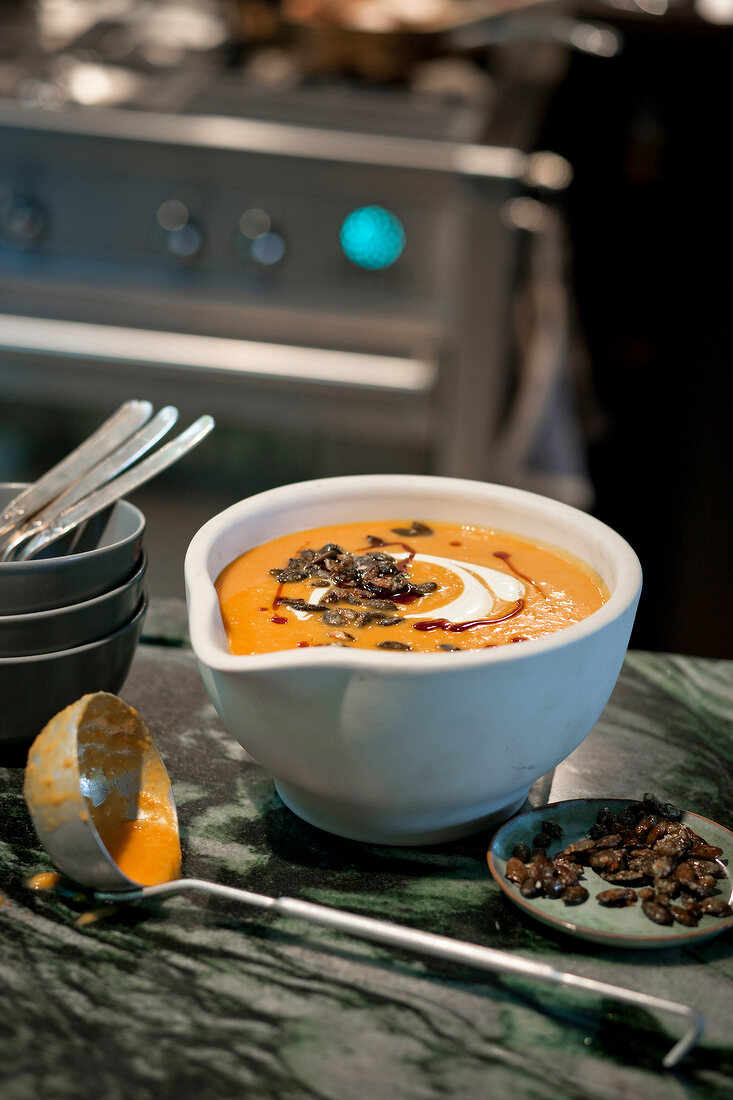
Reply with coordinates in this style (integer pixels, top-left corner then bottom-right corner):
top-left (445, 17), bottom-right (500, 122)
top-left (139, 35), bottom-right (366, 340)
top-left (91, 788), bottom-right (182, 887)
top-left (75, 694), bottom-right (182, 887)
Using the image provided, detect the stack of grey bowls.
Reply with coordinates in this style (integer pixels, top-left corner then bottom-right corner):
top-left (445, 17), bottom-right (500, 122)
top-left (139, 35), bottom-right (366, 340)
top-left (0, 483), bottom-right (147, 757)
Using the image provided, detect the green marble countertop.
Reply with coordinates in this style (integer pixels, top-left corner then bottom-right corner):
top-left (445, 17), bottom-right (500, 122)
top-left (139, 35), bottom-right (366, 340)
top-left (1, 600), bottom-right (732, 1100)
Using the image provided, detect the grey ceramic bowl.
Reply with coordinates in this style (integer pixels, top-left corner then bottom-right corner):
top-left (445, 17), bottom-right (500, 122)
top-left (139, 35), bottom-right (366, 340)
top-left (0, 552), bottom-right (146, 657)
top-left (0, 596), bottom-right (147, 754)
top-left (0, 483), bottom-right (145, 615)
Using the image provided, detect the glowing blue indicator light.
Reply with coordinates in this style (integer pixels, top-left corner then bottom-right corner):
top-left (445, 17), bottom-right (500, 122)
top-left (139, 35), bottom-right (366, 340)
top-left (340, 206), bottom-right (405, 270)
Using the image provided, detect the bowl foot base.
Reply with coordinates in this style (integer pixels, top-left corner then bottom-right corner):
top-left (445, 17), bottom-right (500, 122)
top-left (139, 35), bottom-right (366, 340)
top-left (273, 780), bottom-right (530, 846)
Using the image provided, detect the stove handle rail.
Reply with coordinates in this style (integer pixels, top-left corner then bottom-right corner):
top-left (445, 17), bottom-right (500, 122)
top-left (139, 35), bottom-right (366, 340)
top-left (0, 100), bottom-right (571, 192)
top-left (0, 313), bottom-right (436, 404)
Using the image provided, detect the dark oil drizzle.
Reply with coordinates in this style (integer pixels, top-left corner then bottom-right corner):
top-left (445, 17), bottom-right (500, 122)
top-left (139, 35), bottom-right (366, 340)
top-left (414, 599), bottom-right (525, 633)
top-left (390, 590), bottom-right (421, 605)
top-left (493, 551), bottom-right (546, 596)
top-left (411, 548), bottom-right (539, 633)
top-left (271, 581), bottom-right (289, 622)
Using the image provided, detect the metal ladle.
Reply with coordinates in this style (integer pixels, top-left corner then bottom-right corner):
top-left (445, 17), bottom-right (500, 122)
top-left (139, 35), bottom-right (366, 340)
top-left (24, 693), bottom-right (703, 1069)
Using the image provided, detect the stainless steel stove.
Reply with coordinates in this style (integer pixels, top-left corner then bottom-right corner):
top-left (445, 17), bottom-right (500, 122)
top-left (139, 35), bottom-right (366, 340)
top-left (2, 2), bottom-right (597, 491)
top-left (0, 1), bottom-right (627, 603)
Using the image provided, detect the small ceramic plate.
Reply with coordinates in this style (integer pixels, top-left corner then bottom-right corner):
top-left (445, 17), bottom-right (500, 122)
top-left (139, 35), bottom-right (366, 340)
top-left (488, 798), bottom-right (733, 948)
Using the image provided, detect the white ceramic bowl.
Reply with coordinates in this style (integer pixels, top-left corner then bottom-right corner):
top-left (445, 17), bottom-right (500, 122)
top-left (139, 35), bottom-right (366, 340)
top-left (185, 475), bottom-right (642, 846)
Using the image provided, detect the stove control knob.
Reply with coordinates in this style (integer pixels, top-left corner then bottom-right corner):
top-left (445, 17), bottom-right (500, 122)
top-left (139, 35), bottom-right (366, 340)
top-left (236, 208), bottom-right (286, 268)
top-left (0, 192), bottom-right (47, 248)
top-left (155, 200), bottom-right (203, 261)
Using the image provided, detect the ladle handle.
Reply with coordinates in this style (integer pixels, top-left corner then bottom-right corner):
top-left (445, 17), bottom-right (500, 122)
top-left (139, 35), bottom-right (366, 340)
top-left (120, 877), bottom-right (702, 1068)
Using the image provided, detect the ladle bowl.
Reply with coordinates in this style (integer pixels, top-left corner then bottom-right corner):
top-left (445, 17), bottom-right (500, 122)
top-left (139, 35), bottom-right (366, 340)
top-left (22, 691), bottom-right (703, 1070)
top-left (24, 690), bottom-right (178, 890)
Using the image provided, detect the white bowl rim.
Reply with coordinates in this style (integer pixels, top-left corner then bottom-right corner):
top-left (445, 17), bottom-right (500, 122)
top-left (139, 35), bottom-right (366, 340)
top-left (186, 474), bottom-right (642, 674)
top-left (0, 595), bottom-right (148, 665)
top-left (0, 551), bottom-right (147, 627)
top-left (0, 483), bottom-right (145, 571)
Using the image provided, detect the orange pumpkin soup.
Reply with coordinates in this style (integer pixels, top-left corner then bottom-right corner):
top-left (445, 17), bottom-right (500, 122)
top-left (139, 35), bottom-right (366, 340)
top-left (216, 519), bottom-right (608, 654)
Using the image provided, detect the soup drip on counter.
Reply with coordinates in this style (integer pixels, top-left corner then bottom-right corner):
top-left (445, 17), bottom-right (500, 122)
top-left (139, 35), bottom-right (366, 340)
top-left (25, 871), bottom-right (63, 891)
top-left (216, 519), bottom-right (609, 654)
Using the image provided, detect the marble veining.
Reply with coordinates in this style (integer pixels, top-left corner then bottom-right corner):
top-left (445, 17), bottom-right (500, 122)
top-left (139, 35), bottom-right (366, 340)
top-left (1, 603), bottom-right (732, 1099)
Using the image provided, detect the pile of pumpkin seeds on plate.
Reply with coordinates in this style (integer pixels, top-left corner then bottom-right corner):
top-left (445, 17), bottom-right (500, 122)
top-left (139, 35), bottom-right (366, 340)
top-left (504, 793), bottom-right (732, 927)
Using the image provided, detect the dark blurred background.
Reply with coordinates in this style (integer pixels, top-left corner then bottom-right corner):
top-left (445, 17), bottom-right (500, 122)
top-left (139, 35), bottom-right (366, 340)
top-left (1, 0), bottom-right (730, 657)
top-left (537, 10), bottom-right (732, 658)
